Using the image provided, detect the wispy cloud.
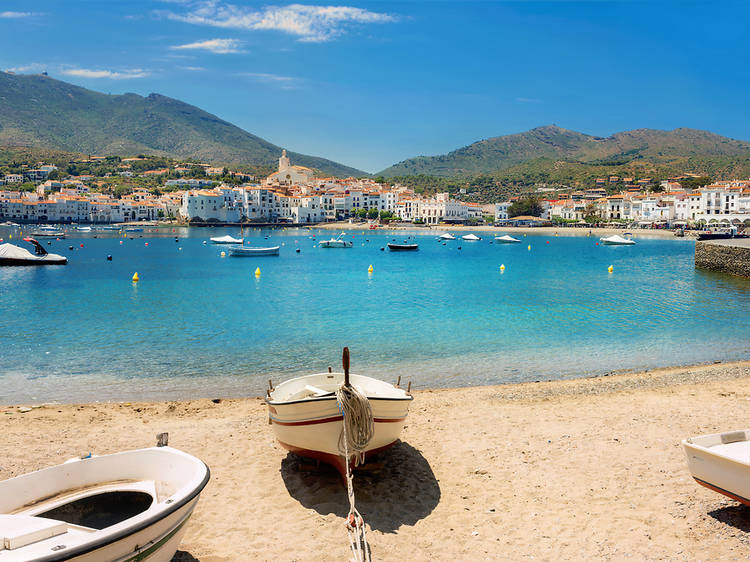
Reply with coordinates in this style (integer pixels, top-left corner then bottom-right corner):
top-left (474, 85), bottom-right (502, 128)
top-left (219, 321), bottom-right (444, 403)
top-left (179, 65), bottom-right (207, 71)
top-left (61, 68), bottom-right (150, 80)
top-left (239, 71), bottom-right (300, 90)
top-left (0, 11), bottom-right (42, 18)
top-left (170, 38), bottom-right (243, 54)
top-left (516, 97), bottom-right (541, 104)
top-left (5, 62), bottom-right (47, 73)
top-left (164, 2), bottom-right (397, 42)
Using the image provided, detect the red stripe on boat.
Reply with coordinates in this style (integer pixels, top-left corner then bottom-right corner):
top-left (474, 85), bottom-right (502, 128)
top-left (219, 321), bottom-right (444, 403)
top-left (694, 477), bottom-right (750, 506)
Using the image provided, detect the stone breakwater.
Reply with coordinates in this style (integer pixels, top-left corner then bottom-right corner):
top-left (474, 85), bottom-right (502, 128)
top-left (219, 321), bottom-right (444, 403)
top-left (695, 239), bottom-right (750, 277)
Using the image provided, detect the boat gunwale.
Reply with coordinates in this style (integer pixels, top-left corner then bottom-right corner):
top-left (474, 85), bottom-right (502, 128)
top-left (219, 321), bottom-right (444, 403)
top-left (683, 438), bottom-right (750, 469)
top-left (265, 394), bottom-right (413, 406)
top-left (7, 450), bottom-right (210, 562)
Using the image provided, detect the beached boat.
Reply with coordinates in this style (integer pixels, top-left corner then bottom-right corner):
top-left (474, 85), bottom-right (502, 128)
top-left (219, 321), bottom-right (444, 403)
top-left (494, 234), bottom-right (521, 243)
top-left (683, 429), bottom-right (750, 506)
top-left (0, 238), bottom-right (67, 266)
top-left (387, 243), bottom-right (418, 251)
top-left (210, 235), bottom-right (244, 244)
top-left (600, 234), bottom-right (635, 245)
top-left (438, 233), bottom-right (456, 240)
top-left (462, 234), bottom-right (481, 241)
top-left (319, 234), bottom-right (353, 248)
top-left (0, 444), bottom-right (209, 561)
top-left (266, 349), bottom-right (413, 475)
top-left (228, 245), bottom-right (279, 256)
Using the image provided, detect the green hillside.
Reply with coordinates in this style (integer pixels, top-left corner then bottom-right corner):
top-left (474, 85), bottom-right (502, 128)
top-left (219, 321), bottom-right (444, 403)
top-left (0, 72), bottom-right (364, 177)
top-left (379, 125), bottom-right (750, 178)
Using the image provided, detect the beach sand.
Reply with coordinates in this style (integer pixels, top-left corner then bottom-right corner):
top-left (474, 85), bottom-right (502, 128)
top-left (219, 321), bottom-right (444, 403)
top-left (3, 360), bottom-right (750, 560)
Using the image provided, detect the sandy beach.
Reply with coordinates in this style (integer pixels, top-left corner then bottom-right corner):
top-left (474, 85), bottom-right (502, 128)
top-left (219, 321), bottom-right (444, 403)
top-left (4, 360), bottom-right (750, 560)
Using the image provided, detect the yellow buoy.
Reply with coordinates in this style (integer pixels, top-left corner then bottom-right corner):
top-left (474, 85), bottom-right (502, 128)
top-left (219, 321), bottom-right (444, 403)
top-left (367, 264), bottom-right (374, 273)
top-left (220, 251), bottom-right (226, 257)
top-left (527, 245), bottom-right (531, 251)
top-left (500, 264), bottom-right (505, 271)
top-left (608, 265), bottom-right (614, 273)
top-left (132, 272), bottom-right (139, 282)
top-left (255, 267), bottom-right (261, 277)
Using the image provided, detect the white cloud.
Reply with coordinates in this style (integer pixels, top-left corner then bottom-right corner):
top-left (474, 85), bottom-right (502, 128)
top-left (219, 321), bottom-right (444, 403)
top-left (239, 72), bottom-right (299, 90)
top-left (61, 68), bottom-right (150, 80)
top-left (170, 38), bottom-right (243, 54)
top-left (165, 2), bottom-right (397, 42)
top-left (5, 63), bottom-right (47, 73)
top-left (0, 11), bottom-right (41, 18)
top-left (179, 65), bottom-right (207, 71)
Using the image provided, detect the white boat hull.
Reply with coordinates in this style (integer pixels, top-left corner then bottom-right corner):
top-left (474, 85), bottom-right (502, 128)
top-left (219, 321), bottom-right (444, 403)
top-left (320, 240), bottom-right (352, 248)
top-left (683, 429), bottom-right (750, 506)
top-left (266, 373), bottom-right (412, 474)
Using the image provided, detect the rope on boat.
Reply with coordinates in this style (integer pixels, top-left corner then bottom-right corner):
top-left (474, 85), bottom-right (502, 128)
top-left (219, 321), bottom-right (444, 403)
top-left (336, 383), bottom-right (374, 562)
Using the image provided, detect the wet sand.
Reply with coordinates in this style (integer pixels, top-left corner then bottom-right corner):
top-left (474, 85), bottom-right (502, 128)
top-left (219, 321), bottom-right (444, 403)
top-left (3, 360), bottom-right (750, 560)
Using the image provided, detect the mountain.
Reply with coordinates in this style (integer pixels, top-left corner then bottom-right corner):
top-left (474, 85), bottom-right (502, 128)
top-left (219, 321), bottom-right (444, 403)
top-left (0, 72), bottom-right (365, 177)
top-left (378, 125), bottom-right (750, 177)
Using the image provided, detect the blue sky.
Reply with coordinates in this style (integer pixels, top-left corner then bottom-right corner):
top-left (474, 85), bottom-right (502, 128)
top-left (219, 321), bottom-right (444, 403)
top-left (1, 1), bottom-right (749, 173)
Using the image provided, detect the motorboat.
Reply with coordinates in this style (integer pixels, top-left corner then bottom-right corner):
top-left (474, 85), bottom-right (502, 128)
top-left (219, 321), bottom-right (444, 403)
top-left (1, 222), bottom-right (20, 227)
top-left (210, 235), bottom-right (244, 244)
top-left (99, 226), bottom-right (122, 231)
top-left (683, 429), bottom-right (750, 506)
top-left (697, 225), bottom-right (749, 241)
top-left (266, 348), bottom-right (413, 475)
top-left (0, 239), bottom-right (67, 266)
top-left (494, 234), bottom-right (521, 243)
top-left (228, 246), bottom-right (279, 256)
top-left (0, 443), bottom-right (209, 561)
top-left (75, 226), bottom-right (92, 232)
top-left (600, 234), bottom-right (635, 245)
top-left (387, 243), bottom-right (418, 251)
top-left (30, 226), bottom-right (65, 238)
top-left (462, 234), bottom-right (481, 241)
top-left (319, 233), bottom-right (353, 248)
top-left (438, 233), bottom-right (456, 240)
top-left (124, 227), bottom-right (143, 233)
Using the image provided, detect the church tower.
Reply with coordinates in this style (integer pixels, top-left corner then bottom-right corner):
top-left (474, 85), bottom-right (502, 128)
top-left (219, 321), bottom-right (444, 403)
top-left (279, 149), bottom-right (290, 173)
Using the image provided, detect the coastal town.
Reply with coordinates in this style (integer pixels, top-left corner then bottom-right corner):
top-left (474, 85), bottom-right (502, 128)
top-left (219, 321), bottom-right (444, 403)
top-left (1, 150), bottom-right (749, 228)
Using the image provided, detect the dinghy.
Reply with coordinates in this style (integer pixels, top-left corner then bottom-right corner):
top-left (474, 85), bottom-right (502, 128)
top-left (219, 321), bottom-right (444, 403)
top-left (600, 234), bottom-right (635, 245)
top-left (683, 429), bottom-right (750, 506)
top-left (266, 348), bottom-right (413, 475)
top-left (438, 233), bottom-right (456, 240)
top-left (387, 243), bottom-right (418, 251)
top-left (462, 234), bottom-right (481, 241)
top-left (30, 227), bottom-right (65, 238)
top-left (494, 234), bottom-right (521, 243)
top-left (228, 245), bottom-right (279, 256)
top-left (319, 233), bottom-right (352, 248)
top-left (210, 235), bottom-right (243, 244)
top-left (0, 239), bottom-right (67, 266)
top-left (0, 442), bottom-right (209, 561)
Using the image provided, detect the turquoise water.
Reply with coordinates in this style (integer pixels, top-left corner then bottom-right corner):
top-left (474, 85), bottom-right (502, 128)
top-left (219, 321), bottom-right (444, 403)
top-left (2, 226), bottom-right (750, 403)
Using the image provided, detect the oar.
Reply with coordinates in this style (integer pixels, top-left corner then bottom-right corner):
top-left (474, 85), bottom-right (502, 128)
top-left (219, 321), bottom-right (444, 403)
top-left (343, 347), bottom-right (350, 387)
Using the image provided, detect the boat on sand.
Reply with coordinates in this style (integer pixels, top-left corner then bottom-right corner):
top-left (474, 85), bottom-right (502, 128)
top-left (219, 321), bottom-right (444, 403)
top-left (494, 234), bottom-right (521, 243)
top-left (0, 238), bottom-right (67, 266)
top-left (0, 441), bottom-right (209, 561)
top-left (600, 234), bottom-right (635, 245)
top-left (683, 429), bottom-right (750, 506)
top-left (228, 245), bottom-right (279, 256)
top-left (266, 348), bottom-right (413, 475)
top-left (210, 235), bottom-right (243, 244)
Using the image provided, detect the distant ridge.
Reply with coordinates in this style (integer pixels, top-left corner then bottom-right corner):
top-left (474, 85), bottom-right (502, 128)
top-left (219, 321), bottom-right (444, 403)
top-left (378, 125), bottom-right (750, 177)
top-left (0, 72), bottom-right (365, 177)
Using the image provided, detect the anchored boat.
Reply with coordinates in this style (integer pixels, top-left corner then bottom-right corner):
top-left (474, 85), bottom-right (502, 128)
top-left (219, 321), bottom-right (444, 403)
top-left (462, 234), bottom-right (481, 241)
top-left (387, 242), bottom-right (418, 251)
top-left (0, 238), bottom-right (67, 266)
top-left (438, 233), bottom-right (456, 240)
top-left (600, 234), bottom-right (635, 245)
top-left (266, 349), bottom-right (413, 475)
top-left (683, 429), bottom-right (750, 506)
top-left (0, 442), bottom-right (209, 561)
top-left (228, 245), bottom-right (279, 256)
top-left (494, 234), bottom-right (521, 243)
top-left (319, 233), bottom-right (353, 248)
top-left (210, 235), bottom-right (243, 244)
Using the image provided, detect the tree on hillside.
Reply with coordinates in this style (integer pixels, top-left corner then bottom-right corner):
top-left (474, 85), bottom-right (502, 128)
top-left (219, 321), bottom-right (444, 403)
top-left (680, 176), bottom-right (712, 190)
top-left (508, 196), bottom-right (543, 217)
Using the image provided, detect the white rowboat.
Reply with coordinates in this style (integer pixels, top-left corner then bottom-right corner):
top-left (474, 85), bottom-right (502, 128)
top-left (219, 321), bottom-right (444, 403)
top-left (0, 446), bottom-right (209, 561)
top-left (228, 246), bottom-right (279, 256)
top-left (266, 372), bottom-right (413, 475)
top-left (683, 429), bottom-right (750, 506)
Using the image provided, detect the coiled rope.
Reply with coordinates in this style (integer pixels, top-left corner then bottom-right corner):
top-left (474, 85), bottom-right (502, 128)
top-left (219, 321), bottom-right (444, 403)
top-left (336, 382), bottom-right (374, 562)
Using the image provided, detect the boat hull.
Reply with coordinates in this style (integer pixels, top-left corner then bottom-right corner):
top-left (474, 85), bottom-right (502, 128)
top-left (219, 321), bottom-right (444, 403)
top-left (683, 430), bottom-right (750, 507)
top-left (387, 243), bottom-right (418, 251)
top-left (228, 246), bottom-right (279, 256)
top-left (0, 257), bottom-right (67, 266)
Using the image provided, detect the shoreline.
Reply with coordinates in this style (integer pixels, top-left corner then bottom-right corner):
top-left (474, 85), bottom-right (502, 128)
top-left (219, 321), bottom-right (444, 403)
top-left (4, 359), bottom-right (750, 559)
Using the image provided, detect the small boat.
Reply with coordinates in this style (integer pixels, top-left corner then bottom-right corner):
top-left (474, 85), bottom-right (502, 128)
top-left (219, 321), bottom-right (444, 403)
top-left (30, 227), bottom-right (65, 238)
top-left (600, 234), bottom-right (635, 245)
top-left (266, 348), bottom-right (413, 475)
top-left (319, 233), bottom-right (352, 248)
top-left (683, 429), bottom-right (750, 506)
top-left (1, 221), bottom-right (20, 227)
top-left (0, 238), bottom-right (67, 266)
top-left (124, 227), bottom-right (143, 233)
top-left (387, 243), bottom-right (418, 251)
top-left (228, 245), bottom-right (279, 256)
top-left (210, 235), bottom-right (244, 244)
top-left (75, 226), bottom-right (92, 232)
top-left (697, 225), bottom-right (749, 241)
top-left (438, 233), bottom-right (456, 240)
top-left (0, 442), bottom-right (209, 561)
top-left (462, 234), bottom-right (481, 241)
top-left (494, 234), bottom-right (521, 243)
top-left (99, 226), bottom-right (122, 231)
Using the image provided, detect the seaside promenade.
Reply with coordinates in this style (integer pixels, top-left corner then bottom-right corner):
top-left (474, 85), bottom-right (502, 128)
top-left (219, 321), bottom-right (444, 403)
top-left (4, 361), bottom-right (750, 560)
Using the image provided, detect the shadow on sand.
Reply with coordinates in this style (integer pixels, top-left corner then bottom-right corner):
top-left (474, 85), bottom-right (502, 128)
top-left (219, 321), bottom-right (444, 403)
top-left (280, 441), bottom-right (440, 533)
top-left (172, 551), bottom-right (200, 561)
top-left (707, 504), bottom-right (750, 532)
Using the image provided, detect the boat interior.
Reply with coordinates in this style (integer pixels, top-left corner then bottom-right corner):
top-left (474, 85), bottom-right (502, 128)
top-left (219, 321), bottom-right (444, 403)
top-left (270, 372), bottom-right (411, 403)
top-left (686, 430), bottom-right (750, 463)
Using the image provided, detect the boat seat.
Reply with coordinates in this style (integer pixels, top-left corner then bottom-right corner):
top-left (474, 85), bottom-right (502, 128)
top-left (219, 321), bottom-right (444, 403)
top-left (0, 514), bottom-right (67, 550)
top-left (304, 384), bottom-right (332, 397)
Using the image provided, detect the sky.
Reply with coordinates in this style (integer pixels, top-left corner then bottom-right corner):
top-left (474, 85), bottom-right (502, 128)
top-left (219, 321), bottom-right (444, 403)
top-left (1, 1), bottom-right (749, 173)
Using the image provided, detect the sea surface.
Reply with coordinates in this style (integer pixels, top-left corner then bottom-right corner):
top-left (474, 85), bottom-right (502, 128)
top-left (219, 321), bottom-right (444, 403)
top-left (2, 225), bottom-right (750, 403)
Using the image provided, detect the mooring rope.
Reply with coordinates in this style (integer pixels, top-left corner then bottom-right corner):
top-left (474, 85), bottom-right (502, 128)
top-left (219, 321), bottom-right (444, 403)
top-left (336, 382), bottom-right (374, 562)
